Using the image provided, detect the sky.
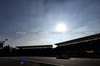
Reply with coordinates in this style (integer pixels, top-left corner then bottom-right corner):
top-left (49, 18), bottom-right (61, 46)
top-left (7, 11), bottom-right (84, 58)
top-left (0, 0), bottom-right (100, 48)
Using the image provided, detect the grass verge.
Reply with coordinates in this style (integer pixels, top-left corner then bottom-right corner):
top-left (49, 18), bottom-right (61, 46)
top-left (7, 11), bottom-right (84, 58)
top-left (0, 58), bottom-right (11, 61)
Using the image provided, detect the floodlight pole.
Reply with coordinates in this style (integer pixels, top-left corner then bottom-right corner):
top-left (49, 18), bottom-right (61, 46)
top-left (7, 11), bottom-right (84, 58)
top-left (3, 39), bottom-right (8, 47)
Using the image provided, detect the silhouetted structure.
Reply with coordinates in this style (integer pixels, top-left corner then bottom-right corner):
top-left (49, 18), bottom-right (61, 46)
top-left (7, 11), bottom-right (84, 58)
top-left (0, 33), bottom-right (100, 58)
top-left (55, 33), bottom-right (100, 58)
top-left (0, 39), bottom-right (8, 49)
top-left (0, 41), bottom-right (4, 49)
top-left (16, 45), bottom-right (52, 49)
top-left (8, 45), bottom-right (54, 57)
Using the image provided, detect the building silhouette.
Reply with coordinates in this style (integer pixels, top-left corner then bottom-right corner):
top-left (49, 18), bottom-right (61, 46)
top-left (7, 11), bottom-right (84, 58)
top-left (16, 45), bottom-right (52, 49)
top-left (55, 33), bottom-right (100, 58)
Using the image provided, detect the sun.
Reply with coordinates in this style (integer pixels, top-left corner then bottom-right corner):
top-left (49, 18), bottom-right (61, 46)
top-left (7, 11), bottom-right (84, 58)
top-left (56, 23), bottom-right (66, 32)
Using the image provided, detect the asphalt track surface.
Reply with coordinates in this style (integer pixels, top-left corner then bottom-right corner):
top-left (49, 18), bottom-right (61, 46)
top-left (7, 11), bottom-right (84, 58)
top-left (0, 58), bottom-right (39, 66)
top-left (18, 57), bottom-right (100, 66)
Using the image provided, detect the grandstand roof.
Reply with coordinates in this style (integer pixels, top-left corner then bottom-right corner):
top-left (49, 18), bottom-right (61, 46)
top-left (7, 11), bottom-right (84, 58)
top-left (16, 45), bottom-right (53, 49)
top-left (55, 33), bottom-right (100, 46)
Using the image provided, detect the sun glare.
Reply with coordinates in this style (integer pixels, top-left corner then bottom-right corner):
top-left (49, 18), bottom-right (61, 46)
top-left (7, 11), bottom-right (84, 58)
top-left (56, 23), bottom-right (66, 32)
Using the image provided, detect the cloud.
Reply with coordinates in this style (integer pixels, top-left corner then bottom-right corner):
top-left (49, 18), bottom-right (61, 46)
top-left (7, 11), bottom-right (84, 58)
top-left (10, 34), bottom-right (59, 48)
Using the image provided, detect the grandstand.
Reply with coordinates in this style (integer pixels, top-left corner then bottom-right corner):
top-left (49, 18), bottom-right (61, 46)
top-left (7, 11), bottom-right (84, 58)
top-left (55, 33), bottom-right (100, 47)
top-left (14, 45), bottom-right (53, 56)
top-left (16, 45), bottom-right (53, 49)
top-left (55, 33), bottom-right (100, 58)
